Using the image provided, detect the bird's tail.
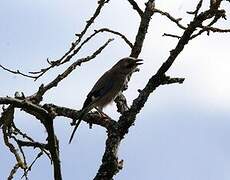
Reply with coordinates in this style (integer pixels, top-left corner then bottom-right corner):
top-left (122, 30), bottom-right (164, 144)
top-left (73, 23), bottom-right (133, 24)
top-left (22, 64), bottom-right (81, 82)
top-left (68, 107), bottom-right (90, 144)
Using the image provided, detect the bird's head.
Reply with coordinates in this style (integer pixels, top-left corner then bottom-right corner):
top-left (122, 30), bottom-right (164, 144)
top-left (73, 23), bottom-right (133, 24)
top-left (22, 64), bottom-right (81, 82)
top-left (113, 57), bottom-right (143, 75)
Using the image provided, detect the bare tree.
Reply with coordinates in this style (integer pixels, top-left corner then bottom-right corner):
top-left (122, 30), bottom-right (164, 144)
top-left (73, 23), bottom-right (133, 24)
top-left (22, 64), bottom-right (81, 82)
top-left (1, 0), bottom-right (230, 179)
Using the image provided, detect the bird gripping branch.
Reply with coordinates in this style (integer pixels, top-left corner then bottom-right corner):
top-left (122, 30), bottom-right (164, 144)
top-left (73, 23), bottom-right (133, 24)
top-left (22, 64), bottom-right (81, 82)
top-left (69, 57), bottom-right (143, 143)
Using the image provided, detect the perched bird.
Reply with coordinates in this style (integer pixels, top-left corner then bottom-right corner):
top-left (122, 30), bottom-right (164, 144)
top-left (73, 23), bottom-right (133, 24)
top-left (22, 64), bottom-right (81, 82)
top-left (69, 57), bottom-right (143, 143)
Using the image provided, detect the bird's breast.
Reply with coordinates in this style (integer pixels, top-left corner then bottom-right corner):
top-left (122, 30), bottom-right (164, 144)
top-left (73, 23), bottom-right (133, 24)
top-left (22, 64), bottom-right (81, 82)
top-left (95, 77), bottom-right (126, 109)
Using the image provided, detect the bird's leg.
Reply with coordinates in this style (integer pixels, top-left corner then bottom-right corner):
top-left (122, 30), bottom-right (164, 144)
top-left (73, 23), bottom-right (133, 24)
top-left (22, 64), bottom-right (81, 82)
top-left (95, 107), bottom-right (110, 120)
top-left (70, 110), bottom-right (84, 126)
top-left (87, 107), bottom-right (109, 129)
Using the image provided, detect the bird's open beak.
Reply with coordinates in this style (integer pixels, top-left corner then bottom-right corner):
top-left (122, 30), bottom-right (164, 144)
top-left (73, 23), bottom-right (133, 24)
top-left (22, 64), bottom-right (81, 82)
top-left (134, 59), bottom-right (143, 66)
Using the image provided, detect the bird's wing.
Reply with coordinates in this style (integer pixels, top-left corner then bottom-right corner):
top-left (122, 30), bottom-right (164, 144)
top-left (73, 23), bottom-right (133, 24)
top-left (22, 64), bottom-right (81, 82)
top-left (69, 74), bottom-right (114, 143)
top-left (83, 79), bottom-right (114, 108)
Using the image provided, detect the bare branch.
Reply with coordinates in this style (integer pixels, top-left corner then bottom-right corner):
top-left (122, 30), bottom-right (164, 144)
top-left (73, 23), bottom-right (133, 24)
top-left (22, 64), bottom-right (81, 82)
top-left (114, 93), bottom-right (129, 114)
top-left (95, 1), bottom-right (228, 179)
top-left (94, 1), bottom-right (156, 179)
top-left (202, 26), bottom-right (230, 33)
top-left (190, 9), bottom-right (227, 39)
top-left (12, 123), bottom-right (34, 142)
top-left (0, 97), bottom-right (49, 120)
top-left (94, 127), bottom-right (121, 180)
top-left (30, 38), bottom-right (114, 103)
top-left (161, 76), bottom-right (185, 85)
top-left (0, 97), bottom-right (61, 179)
top-left (0, 105), bottom-right (14, 128)
top-left (16, 140), bottom-right (49, 150)
top-left (127, 0), bottom-right (144, 17)
top-left (191, 25), bottom-right (230, 39)
top-left (154, 9), bottom-right (186, 30)
top-left (29, 26), bottom-right (130, 80)
top-left (210, 0), bottom-right (222, 9)
top-left (28, 0), bottom-right (111, 80)
top-left (55, 0), bottom-right (110, 63)
top-left (157, 10), bottom-right (225, 75)
top-left (1, 0), bottom-right (229, 180)
top-left (187, 0), bottom-right (203, 18)
top-left (130, 0), bottom-right (155, 57)
top-left (8, 163), bottom-right (20, 180)
top-left (2, 125), bottom-right (27, 170)
top-left (44, 119), bottom-right (62, 180)
top-left (57, 29), bottom-right (131, 67)
top-left (21, 152), bottom-right (43, 180)
top-left (43, 104), bottom-right (116, 129)
top-left (0, 65), bottom-right (35, 79)
top-left (95, 28), bottom-right (133, 48)
top-left (163, 33), bottom-right (181, 39)
top-left (117, 1), bottom-right (227, 137)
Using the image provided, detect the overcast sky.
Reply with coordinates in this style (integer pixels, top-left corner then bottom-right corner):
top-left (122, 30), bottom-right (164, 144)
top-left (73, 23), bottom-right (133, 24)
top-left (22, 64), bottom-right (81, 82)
top-left (1, 0), bottom-right (230, 180)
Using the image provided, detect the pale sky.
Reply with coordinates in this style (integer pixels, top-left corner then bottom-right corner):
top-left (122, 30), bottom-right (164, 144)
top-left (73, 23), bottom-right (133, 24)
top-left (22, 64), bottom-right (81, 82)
top-left (0, 0), bottom-right (230, 180)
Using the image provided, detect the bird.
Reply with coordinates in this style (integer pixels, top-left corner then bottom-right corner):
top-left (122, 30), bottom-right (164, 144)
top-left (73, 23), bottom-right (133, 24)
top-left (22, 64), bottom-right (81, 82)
top-left (69, 57), bottom-right (143, 143)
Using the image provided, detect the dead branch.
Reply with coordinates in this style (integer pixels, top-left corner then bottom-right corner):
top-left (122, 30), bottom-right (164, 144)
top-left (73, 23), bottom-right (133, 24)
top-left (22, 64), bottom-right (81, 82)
top-left (94, 0), bottom-right (228, 179)
top-left (127, 0), bottom-right (144, 17)
top-left (16, 140), bottom-right (49, 150)
top-left (7, 163), bottom-right (20, 180)
top-left (163, 33), bottom-right (181, 39)
top-left (154, 9), bottom-right (186, 30)
top-left (94, 1), bottom-right (156, 179)
top-left (28, 0), bottom-right (111, 80)
top-left (95, 28), bottom-right (133, 48)
top-left (0, 97), bottom-right (49, 120)
top-left (187, 0), bottom-right (203, 18)
top-left (202, 26), bottom-right (230, 33)
top-left (29, 27), bottom-right (130, 81)
top-left (43, 117), bottom-right (62, 180)
top-left (130, 0), bottom-right (155, 57)
top-left (1, 0), bottom-right (229, 179)
top-left (0, 65), bottom-right (35, 79)
top-left (21, 152), bottom-right (43, 180)
top-left (30, 38), bottom-right (114, 103)
top-left (161, 76), bottom-right (185, 85)
top-left (2, 125), bottom-right (27, 170)
top-left (43, 104), bottom-right (116, 129)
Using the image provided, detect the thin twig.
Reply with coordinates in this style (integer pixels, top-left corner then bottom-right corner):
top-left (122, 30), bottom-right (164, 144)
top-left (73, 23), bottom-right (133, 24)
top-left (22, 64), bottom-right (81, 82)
top-left (127, 0), bottom-right (144, 17)
top-left (187, 0), bottom-right (203, 18)
top-left (161, 76), bottom-right (185, 85)
top-left (12, 123), bottom-right (34, 142)
top-left (2, 125), bottom-right (27, 170)
top-left (163, 33), bottom-right (181, 39)
top-left (95, 28), bottom-right (133, 48)
top-left (202, 26), bottom-right (230, 33)
top-left (8, 163), bottom-right (20, 180)
top-left (190, 9), bottom-right (227, 39)
top-left (0, 65), bottom-right (35, 79)
top-left (30, 38), bottom-right (114, 103)
top-left (154, 9), bottom-right (186, 30)
top-left (21, 151), bottom-right (43, 179)
top-left (11, 137), bottom-right (28, 174)
top-left (27, 28), bottom-right (131, 81)
top-left (28, 0), bottom-right (111, 80)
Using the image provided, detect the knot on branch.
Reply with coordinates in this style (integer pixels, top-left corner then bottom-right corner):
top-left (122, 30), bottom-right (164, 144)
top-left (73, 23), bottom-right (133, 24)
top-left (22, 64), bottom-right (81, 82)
top-left (210, 0), bottom-right (222, 9)
top-left (145, 1), bottom-right (155, 11)
top-left (161, 75), bottom-right (185, 85)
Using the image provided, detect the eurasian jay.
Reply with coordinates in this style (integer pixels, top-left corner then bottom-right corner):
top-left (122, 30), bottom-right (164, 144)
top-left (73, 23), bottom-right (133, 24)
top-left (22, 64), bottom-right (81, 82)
top-left (69, 57), bottom-right (143, 143)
